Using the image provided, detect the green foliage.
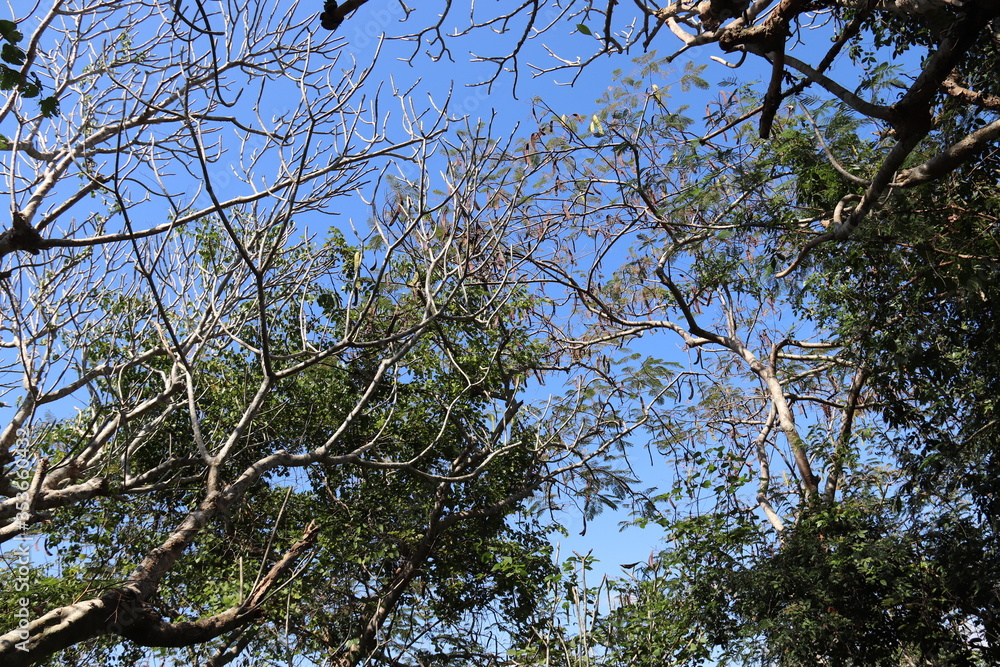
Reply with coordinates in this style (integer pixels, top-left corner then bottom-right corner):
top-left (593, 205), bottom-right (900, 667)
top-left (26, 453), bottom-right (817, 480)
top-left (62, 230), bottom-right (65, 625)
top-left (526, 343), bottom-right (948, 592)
top-left (0, 19), bottom-right (58, 117)
top-left (508, 29), bottom-right (1000, 663)
top-left (735, 504), bottom-right (951, 666)
top-left (0, 223), bottom-right (555, 666)
top-left (598, 512), bottom-right (759, 667)
top-left (5, 3), bottom-right (999, 665)
top-left (599, 501), bottom-right (997, 667)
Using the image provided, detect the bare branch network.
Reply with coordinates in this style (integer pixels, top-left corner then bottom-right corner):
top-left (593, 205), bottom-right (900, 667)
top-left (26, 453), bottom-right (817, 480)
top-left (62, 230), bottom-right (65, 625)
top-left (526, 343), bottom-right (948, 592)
top-left (0, 0), bottom-right (997, 665)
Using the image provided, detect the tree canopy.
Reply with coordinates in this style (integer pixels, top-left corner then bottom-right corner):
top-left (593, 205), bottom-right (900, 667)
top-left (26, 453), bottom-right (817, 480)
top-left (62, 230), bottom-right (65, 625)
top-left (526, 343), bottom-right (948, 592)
top-left (1, 1), bottom-right (998, 666)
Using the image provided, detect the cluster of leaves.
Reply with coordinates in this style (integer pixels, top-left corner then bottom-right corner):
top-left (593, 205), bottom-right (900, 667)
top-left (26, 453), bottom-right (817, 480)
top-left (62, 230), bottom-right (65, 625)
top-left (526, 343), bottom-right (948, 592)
top-left (602, 501), bottom-right (997, 666)
top-left (0, 19), bottom-right (57, 119)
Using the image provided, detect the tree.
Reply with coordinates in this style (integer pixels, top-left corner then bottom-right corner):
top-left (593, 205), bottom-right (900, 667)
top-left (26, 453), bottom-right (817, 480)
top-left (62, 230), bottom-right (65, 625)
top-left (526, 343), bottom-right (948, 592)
top-left (0, 2), bottom-right (643, 666)
top-left (443, 1), bottom-right (1000, 663)
top-left (4, 1), bottom-right (999, 665)
top-left (487, 46), bottom-right (999, 663)
top-left (0, 17), bottom-right (57, 123)
top-left (336, 0), bottom-right (999, 271)
top-left (422, 2), bottom-right (998, 663)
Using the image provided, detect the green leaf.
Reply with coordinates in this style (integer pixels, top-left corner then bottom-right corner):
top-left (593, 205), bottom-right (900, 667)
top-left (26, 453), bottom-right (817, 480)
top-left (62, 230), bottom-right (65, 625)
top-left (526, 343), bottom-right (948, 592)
top-left (1, 42), bottom-right (24, 66)
top-left (40, 95), bottom-right (59, 117)
top-left (0, 20), bottom-right (21, 44)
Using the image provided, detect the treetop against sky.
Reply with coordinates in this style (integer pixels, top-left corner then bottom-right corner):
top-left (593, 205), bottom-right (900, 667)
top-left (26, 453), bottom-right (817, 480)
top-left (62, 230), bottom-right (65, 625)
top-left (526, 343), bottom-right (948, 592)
top-left (0, 1), bottom-right (998, 666)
